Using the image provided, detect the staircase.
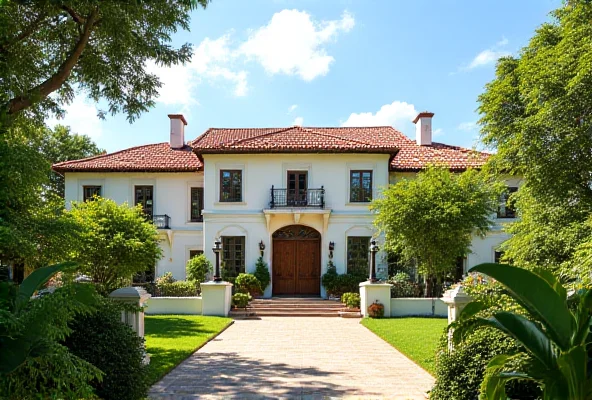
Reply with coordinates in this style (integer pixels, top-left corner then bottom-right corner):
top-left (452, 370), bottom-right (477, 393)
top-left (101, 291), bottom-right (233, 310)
top-left (230, 297), bottom-right (344, 318)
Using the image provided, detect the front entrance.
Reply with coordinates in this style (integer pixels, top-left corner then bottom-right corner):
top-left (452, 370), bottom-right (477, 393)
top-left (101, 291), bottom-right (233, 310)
top-left (272, 225), bottom-right (321, 295)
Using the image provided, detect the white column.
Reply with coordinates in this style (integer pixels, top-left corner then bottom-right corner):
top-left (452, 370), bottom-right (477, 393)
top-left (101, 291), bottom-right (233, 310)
top-left (201, 282), bottom-right (233, 316)
top-left (359, 281), bottom-right (393, 317)
top-left (109, 286), bottom-right (151, 338)
top-left (441, 285), bottom-right (472, 324)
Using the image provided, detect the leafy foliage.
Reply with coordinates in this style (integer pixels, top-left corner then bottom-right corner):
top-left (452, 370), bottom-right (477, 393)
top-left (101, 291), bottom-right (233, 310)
top-left (452, 263), bottom-right (592, 399)
top-left (322, 261), bottom-right (365, 298)
top-left (387, 272), bottom-right (423, 298)
top-left (156, 281), bottom-right (198, 297)
top-left (65, 298), bottom-right (150, 400)
top-left (186, 254), bottom-right (212, 284)
top-left (253, 256), bottom-right (271, 291)
top-left (431, 328), bottom-right (541, 400)
top-left (232, 292), bottom-right (251, 309)
top-left (69, 198), bottom-right (162, 294)
top-left (0, 262), bottom-right (102, 399)
top-left (367, 301), bottom-right (384, 318)
top-left (0, 0), bottom-right (210, 125)
top-left (341, 292), bottom-right (360, 309)
top-left (234, 273), bottom-right (262, 296)
top-left (372, 167), bottom-right (501, 292)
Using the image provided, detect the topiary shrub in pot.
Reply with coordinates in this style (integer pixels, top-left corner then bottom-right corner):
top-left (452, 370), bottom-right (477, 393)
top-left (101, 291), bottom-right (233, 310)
top-left (64, 298), bottom-right (150, 400)
top-left (253, 257), bottom-right (270, 294)
top-left (186, 254), bottom-right (212, 292)
top-left (234, 273), bottom-right (262, 296)
top-left (232, 292), bottom-right (251, 309)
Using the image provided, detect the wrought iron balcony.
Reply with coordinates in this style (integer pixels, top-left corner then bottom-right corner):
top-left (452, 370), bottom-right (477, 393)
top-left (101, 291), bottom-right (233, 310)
top-left (153, 214), bottom-right (171, 229)
top-left (269, 186), bottom-right (325, 209)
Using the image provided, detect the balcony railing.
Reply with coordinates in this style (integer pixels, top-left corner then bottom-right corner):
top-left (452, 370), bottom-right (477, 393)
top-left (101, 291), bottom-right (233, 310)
top-left (153, 214), bottom-right (171, 229)
top-left (269, 186), bottom-right (325, 209)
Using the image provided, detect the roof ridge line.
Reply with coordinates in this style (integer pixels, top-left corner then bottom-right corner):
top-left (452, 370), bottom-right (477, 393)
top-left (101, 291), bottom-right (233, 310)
top-left (53, 142), bottom-right (169, 167)
top-left (300, 127), bottom-right (380, 147)
top-left (223, 127), bottom-right (298, 147)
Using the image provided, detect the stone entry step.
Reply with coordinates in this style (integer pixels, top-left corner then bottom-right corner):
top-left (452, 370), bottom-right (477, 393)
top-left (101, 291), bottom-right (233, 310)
top-left (230, 297), bottom-right (346, 318)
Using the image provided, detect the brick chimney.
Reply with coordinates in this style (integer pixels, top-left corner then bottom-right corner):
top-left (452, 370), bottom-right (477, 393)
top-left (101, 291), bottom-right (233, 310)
top-left (168, 114), bottom-right (187, 149)
top-left (413, 111), bottom-right (434, 146)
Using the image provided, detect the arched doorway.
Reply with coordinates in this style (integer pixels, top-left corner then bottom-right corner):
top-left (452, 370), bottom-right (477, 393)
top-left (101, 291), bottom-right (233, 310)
top-left (272, 225), bottom-right (321, 296)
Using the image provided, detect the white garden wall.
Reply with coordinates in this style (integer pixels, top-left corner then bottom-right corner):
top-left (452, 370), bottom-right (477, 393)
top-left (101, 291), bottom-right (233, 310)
top-left (145, 297), bottom-right (202, 315)
top-left (390, 298), bottom-right (447, 317)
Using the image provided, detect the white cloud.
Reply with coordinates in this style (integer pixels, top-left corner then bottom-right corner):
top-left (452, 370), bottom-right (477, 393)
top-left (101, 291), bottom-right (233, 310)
top-left (240, 10), bottom-right (355, 81)
top-left (341, 101), bottom-right (417, 127)
top-left (293, 116), bottom-right (304, 126)
top-left (458, 121), bottom-right (478, 131)
top-left (47, 96), bottom-right (104, 139)
top-left (462, 38), bottom-right (510, 71)
top-left (288, 104), bottom-right (298, 113)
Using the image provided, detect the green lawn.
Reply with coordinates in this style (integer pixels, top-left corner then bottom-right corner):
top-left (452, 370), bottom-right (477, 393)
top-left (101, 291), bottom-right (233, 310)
top-left (144, 315), bottom-right (233, 385)
top-left (361, 317), bottom-right (448, 375)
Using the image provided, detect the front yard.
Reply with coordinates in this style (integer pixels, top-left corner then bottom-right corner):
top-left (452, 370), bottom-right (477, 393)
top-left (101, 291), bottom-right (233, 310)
top-left (145, 315), bottom-right (233, 385)
top-left (361, 317), bottom-right (448, 375)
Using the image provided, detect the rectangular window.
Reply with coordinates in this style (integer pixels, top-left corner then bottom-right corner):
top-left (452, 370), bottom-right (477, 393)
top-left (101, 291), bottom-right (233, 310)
top-left (83, 185), bottom-right (101, 202)
top-left (134, 185), bottom-right (154, 219)
top-left (189, 250), bottom-right (203, 259)
top-left (190, 187), bottom-right (204, 222)
top-left (497, 187), bottom-right (518, 218)
top-left (347, 236), bottom-right (371, 276)
top-left (494, 250), bottom-right (504, 264)
top-left (222, 236), bottom-right (245, 278)
top-left (220, 170), bottom-right (242, 202)
top-left (350, 170), bottom-right (373, 202)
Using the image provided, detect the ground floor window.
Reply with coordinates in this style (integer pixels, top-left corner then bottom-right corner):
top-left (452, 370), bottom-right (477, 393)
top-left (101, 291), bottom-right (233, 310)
top-left (347, 236), bottom-right (371, 276)
top-left (189, 250), bottom-right (203, 259)
top-left (222, 236), bottom-right (245, 279)
top-left (494, 250), bottom-right (504, 263)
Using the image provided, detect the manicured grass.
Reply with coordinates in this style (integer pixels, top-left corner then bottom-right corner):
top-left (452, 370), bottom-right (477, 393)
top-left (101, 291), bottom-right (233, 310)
top-left (144, 315), bottom-right (232, 385)
top-left (361, 317), bottom-right (447, 375)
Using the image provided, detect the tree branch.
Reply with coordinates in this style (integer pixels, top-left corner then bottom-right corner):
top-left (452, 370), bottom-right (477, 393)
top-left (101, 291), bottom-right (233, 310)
top-left (6, 8), bottom-right (99, 115)
top-left (0, 12), bottom-right (47, 53)
top-left (61, 5), bottom-right (85, 24)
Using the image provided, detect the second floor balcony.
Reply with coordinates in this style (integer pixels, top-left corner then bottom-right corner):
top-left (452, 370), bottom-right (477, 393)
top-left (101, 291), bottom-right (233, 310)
top-left (269, 185), bottom-right (325, 209)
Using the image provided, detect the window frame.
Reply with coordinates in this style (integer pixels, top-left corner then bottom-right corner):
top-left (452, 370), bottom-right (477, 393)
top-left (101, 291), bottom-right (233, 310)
top-left (219, 170), bottom-right (243, 202)
top-left (190, 187), bottom-right (204, 222)
top-left (221, 236), bottom-right (245, 277)
top-left (189, 250), bottom-right (203, 259)
top-left (347, 236), bottom-right (371, 275)
top-left (134, 185), bottom-right (154, 219)
top-left (497, 187), bottom-right (518, 218)
top-left (349, 170), bottom-right (373, 203)
top-left (82, 185), bottom-right (102, 202)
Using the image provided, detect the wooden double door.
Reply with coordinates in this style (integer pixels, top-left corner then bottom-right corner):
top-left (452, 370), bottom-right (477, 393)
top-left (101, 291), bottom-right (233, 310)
top-left (272, 225), bottom-right (321, 295)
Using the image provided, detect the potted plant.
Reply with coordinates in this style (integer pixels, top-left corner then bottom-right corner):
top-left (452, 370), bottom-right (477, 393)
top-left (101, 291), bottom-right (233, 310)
top-left (235, 273), bottom-right (262, 297)
top-left (367, 300), bottom-right (384, 318)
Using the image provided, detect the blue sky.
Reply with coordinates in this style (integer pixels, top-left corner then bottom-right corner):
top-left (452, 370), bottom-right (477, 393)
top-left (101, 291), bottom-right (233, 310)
top-left (50, 0), bottom-right (560, 153)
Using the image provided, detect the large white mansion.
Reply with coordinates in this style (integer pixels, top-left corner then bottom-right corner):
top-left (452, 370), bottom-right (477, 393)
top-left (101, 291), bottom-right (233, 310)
top-left (54, 112), bottom-right (520, 297)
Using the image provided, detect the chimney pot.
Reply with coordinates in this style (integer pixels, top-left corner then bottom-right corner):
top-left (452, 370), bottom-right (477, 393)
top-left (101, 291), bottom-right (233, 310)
top-left (413, 111), bottom-right (434, 146)
top-left (168, 114), bottom-right (187, 149)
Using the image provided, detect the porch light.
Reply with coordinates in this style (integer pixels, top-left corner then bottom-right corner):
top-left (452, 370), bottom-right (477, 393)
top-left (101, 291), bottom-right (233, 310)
top-left (329, 242), bottom-right (335, 259)
top-left (369, 239), bottom-right (379, 283)
top-left (259, 240), bottom-right (265, 256)
top-left (212, 238), bottom-right (222, 282)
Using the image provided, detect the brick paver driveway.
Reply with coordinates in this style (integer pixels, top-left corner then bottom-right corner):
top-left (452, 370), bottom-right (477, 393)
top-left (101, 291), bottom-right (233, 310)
top-left (149, 317), bottom-right (434, 399)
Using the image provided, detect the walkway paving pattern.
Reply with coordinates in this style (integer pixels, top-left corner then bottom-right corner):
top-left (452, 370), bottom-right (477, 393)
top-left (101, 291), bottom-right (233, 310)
top-left (149, 317), bottom-right (434, 399)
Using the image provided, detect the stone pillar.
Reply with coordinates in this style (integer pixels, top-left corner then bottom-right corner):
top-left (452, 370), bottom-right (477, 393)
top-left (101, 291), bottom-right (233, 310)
top-left (109, 286), bottom-right (151, 338)
top-left (201, 281), bottom-right (233, 316)
top-left (441, 285), bottom-right (472, 324)
top-left (359, 281), bottom-right (393, 317)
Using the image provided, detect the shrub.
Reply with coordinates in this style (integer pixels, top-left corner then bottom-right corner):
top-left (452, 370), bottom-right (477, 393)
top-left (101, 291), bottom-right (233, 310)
top-left (367, 301), bottom-right (384, 318)
top-left (322, 262), bottom-right (366, 298)
top-left (64, 298), bottom-right (150, 400)
top-left (430, 328), bottom-right (541, 400)
top-left (321, 260), bottom-right (338, 295)
top-left (388, 272), bottom-right (423, 298)
top-left (235, 273), bottom-right (262, 296)
top-left (253, 256), bottom-right (271, 291)
top-left (232, 292), bottom-right (251, 308)
top-left (186, 254), bottom-right (212, 283)
top-left (155, 272), bottom-right (175, 285)
top-left (156, 280), bottom-right (198, 297)
top-left (341, 292), bottom-right (360, 309)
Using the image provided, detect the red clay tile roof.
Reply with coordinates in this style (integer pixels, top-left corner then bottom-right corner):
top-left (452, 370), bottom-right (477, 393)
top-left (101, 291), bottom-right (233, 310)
top-left (52, 143), bottom-right (202, 173)
top-left (188, 126), bottom-right (408, 154)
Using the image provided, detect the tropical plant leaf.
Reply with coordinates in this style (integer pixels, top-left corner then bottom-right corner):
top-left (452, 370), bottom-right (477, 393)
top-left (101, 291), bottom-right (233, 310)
top-left (557, 346), bottom-right (587, 400)
top-left (458, 300), bottom-right (489, 321)
top-left (469, 263), bottom-right (574, 350)
top-left (15, 261), bottom-right (78, 313)
top-left (534, 268), bottom-right (567, 301)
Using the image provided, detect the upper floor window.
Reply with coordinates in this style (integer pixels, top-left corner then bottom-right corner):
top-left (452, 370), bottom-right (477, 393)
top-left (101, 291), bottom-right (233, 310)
top-left (350, 170), bottom-right (373, 202)
top-left (83, 185), bottom-right (101, 202)
top-left (497, 187), bottom-right (518, 218)
top-left (190, 187), bottom-right (204, 222)
top-left (220, 170), bottom-right (242, 202)
top-left (134, 185), bottom-right (153, 219)
top-left (222, 236), bottom-right (245, 279)
top-left (347, 236), bottom-right (371, 276)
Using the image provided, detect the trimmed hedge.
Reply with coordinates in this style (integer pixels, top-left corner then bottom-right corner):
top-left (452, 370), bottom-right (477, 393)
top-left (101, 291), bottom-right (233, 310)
top-left (156, 280), bottom-right (198, 297)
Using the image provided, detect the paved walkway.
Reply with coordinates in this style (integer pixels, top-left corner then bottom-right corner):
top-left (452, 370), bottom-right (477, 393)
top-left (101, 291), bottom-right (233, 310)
top-left (149, 317), bottom-right (434, 399)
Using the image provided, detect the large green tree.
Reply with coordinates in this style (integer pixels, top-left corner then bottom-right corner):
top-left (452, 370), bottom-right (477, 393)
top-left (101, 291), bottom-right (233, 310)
top-left (371, 167), bottom-right (500, 294)
top-left (0, 0), bottom-right (209, 126)
top-left (478, 0), bottom-right (592, 279)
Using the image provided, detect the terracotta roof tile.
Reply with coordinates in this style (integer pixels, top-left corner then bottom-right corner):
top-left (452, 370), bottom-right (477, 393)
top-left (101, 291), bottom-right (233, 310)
top-left (52, 143), bottom-right (202, 173)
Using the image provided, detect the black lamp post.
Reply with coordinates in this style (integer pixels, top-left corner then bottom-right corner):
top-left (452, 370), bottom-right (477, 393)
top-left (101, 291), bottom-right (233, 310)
top-left (212, 239), bottom-right (222, 282)
top-left (329, 241), bottom-right (335, 259)
top-left (369, 239), bottom-right (379, 283)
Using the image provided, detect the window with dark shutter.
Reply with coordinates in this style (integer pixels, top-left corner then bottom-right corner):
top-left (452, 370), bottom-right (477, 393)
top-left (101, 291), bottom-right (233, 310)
top-left (220, 170), bottom-right (242, 202)
top-left (134, 185), bottom-right (154, 218)
top-left (350, 170), bottom-right (373, 202)
top-left (222, 236), bottom-right (245, 278)
top-left (347, 236), bottom-right (371, 276)
top-left (83, 185), bottom-right (102, 202)
top-left (190, 187), bottom-right (204, 222)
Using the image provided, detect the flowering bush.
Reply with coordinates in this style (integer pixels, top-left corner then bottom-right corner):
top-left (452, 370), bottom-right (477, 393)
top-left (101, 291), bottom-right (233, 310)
top-left (367, 301), bottom-right (384, 318)
top-left (341, 292), bottom-right (361, 309)
top-left (232, 292), bottom-right (251, 308)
